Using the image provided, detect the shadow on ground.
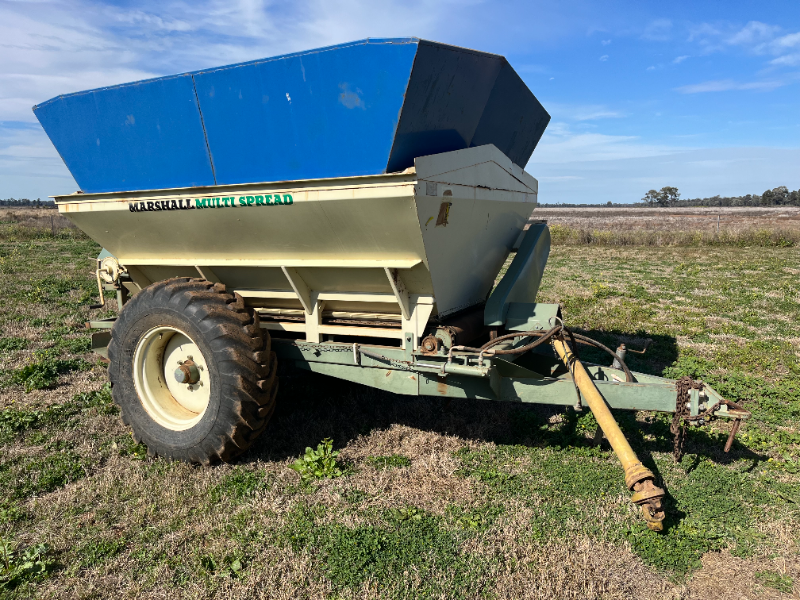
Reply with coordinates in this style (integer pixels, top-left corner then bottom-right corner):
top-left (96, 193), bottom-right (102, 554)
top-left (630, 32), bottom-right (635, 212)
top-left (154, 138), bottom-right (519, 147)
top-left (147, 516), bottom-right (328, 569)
top-left (245, 328), bottom-right (763, 473)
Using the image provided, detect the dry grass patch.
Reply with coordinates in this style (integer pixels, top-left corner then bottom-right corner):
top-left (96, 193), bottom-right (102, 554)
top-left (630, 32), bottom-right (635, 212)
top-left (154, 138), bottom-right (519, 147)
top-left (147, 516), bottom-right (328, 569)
top-left (488, 535), bottom-right (675, 600)
top-left (688, 550), bottom-right (799, 599)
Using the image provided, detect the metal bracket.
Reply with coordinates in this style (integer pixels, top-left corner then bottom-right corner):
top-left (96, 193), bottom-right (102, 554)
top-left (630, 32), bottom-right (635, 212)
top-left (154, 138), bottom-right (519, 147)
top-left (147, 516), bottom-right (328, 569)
top-left (281, 266), bottom-right (313, 315)
top-left (384, 267), bottom-right (411, 320)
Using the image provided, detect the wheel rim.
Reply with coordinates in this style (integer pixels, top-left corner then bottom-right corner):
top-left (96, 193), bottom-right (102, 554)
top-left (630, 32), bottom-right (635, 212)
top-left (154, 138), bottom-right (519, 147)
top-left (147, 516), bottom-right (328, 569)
top-left (133, 326), bottom-right (211, 431)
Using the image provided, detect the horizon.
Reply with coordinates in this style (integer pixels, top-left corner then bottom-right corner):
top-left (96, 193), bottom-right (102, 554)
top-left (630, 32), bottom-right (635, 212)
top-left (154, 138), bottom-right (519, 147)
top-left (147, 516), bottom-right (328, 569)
top-left (1, 0), bottom-right (798, 204)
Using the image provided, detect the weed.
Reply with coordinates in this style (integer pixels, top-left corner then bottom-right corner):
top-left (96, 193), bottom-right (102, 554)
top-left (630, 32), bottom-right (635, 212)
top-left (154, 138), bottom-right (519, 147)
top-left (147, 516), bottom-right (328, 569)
top-left (0, 539), bottom-right (55, 590)
top-left (0, 451), bottom-right (88, 500)
top-left (115, 437), bottom-right (148, 460)
top-left (290, 438), bottom-right (345, 483)
top-left (0, 503), bottom-right (27, 525)
top-left (447, 504), bottom-right (505, 532)
top-left (343, 489), bottom-right (370, 504)
top-left (365, 454), bottom-right (411, 469)
top-left (209, 468), bottom-right (270, 502)
top-left (0, 337), bottom-right (27, 352)
top-left (0, 384), bottom-right (116, 444)
top-left (198, 552), bottom-right (246, 579)
top-left (4, 350), bottom-right (90, 392)
top-left (55, 336), bottom-right (92, 355)
top-left (77, 538), bottom-right (126, 568)
top-left (755, 569), bottom-right (794, 593)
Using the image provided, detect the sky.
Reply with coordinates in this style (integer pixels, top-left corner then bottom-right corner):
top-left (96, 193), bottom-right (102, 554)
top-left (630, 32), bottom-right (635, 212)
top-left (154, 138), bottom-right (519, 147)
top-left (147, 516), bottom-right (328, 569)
top-left (1, 0), bottom-right (798, 204)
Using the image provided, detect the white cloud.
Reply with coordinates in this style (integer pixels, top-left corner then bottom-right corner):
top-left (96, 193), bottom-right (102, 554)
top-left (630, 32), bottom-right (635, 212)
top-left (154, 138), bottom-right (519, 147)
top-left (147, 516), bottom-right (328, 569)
top-left (0, 0), bottom-right (460, 124)
top-left (772, 31), bottom-right (800, 50)
top-left (672, 55), bottom-right (689, 64)
top-left (727, 21), bottom-right (780, 47)
top-left (646, 65), bottom-right (656, 71)
top-left (676, 79), bottom-right (786, 94)
top-left (642, 18), bottom-right (672, 41)
top-left (546, 104), bottom-right (624, 122)
top-left (529, 122), bottom-right (672, 164)
top-left (601, 39), bottom-right (611, 46)
top-left (599, 54), bottom-right (608, 61)
top-left (687, 19), bottom-right (800, 68)
top-left (112, 10), bottom-right (193, 32)
top-left (770, 54), bottom-right (800, 67)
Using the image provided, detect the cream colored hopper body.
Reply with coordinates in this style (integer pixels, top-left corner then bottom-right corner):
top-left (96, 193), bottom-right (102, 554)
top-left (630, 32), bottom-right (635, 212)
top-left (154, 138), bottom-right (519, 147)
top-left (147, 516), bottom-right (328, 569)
top-left (57, 145), bottom-right (537, 346)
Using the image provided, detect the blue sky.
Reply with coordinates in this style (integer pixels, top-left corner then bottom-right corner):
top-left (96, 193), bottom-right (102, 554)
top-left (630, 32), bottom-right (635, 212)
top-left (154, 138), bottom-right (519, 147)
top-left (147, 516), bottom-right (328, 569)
top-left (1, 0), bottom-right (798, 203)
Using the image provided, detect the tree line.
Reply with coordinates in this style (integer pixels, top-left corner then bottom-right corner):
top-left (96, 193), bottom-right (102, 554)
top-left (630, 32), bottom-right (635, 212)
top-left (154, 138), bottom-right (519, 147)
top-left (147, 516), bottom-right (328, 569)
top-left (538, 185), bottom-right (800, 208)
top-left (640, 186), bottom-right (800, 207)
top-left (0, 198), bottom-right (56, 208)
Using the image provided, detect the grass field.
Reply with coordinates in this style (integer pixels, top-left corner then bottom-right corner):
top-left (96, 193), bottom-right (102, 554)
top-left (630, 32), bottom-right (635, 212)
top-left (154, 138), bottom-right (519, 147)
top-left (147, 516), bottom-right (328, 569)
top-left (1, 209), bottom-right (799, 598)
top-left (536, 206), bottom-right (800, 248)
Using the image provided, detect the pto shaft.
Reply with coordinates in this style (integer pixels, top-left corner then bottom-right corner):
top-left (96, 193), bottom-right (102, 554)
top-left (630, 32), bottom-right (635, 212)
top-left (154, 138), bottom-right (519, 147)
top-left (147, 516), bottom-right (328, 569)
top-left (553, 337), bottom-right (666, 531)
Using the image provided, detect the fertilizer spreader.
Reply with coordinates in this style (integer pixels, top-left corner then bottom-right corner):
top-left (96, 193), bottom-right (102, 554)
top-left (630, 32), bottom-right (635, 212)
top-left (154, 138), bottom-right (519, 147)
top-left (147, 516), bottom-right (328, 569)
top-left (34, 38), bottom-right (749, 531)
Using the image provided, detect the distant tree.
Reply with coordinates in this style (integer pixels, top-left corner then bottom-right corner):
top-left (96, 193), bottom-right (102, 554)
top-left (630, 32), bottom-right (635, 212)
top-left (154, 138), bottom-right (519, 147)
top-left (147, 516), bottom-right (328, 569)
top-left (642, 190), bottom-right (659, 206)
top-left (770, 186), bottom-right (789, 205)
top-left (761, 189), bottom-right (775, 206)
top-left (658, 186), bottom-right (680, 207)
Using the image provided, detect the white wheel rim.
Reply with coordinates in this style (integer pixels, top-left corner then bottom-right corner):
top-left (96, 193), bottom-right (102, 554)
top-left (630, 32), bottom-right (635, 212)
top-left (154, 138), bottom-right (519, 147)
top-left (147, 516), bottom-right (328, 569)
top-left (133, 326), bottom-right (211, 431)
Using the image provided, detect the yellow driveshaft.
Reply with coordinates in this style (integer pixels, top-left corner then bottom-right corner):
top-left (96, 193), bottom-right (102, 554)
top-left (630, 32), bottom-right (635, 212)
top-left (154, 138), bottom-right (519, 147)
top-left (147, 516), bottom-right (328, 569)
top-left (553, 337), bottom-right (666, 531)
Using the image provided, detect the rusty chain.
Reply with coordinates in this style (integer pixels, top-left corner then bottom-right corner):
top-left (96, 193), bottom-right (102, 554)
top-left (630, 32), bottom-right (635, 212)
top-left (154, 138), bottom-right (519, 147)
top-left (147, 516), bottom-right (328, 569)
top-left (671, 375), bottom-right (726, 462)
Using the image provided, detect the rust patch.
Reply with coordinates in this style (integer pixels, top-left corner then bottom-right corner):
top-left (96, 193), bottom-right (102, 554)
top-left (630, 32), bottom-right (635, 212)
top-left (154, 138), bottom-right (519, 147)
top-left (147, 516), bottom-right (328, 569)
top-left (435, 201), bottom-right (452, 227)
top-left (437, 375), bottom-right (448, 395)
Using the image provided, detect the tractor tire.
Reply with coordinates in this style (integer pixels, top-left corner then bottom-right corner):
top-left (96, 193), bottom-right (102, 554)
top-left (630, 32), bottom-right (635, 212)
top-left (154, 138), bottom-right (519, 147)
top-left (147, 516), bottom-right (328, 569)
top-left (108, 277), bottom-right (278, 464)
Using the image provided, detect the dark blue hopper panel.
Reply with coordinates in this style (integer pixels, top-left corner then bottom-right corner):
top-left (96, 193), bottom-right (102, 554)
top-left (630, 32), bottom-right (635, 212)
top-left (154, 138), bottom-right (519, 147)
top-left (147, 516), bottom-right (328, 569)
top-left (386, 42), bottom-right (549, 172)
top-left (33, 74), bottom-right (215, 194)
top-left (33, 38), bottom-right (550, 193)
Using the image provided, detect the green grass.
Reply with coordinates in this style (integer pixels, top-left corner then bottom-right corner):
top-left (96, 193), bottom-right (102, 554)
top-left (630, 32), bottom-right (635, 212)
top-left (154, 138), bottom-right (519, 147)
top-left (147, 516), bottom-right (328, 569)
top-left (209, 468), bottom-right (271, 503)
top-left (3, 352), bottom-right (91, 392)
top-left (282, 503), bottom-right (487, 597)
top-left (755, 569), bottom-right (795, 593)
top-left (0, 223), bottom-right (798, 597)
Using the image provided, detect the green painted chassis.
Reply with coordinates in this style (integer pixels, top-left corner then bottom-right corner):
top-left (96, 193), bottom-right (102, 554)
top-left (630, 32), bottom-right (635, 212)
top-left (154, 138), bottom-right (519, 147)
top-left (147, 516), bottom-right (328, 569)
top-left (88, 315), bottom-right (745, 422)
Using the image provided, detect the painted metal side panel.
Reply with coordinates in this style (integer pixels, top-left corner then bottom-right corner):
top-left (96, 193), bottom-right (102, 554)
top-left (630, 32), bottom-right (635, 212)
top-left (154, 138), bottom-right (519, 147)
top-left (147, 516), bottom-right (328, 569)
top-left (193, 41), bottom-right (418, 185)
top-left (299, 362), bottom-right (420, 396)
top-left (33, 74), bottom-right (215, 193)
top-left (58, 180), bottom-right (428, 277)
top-left (413, 145), bottom-right (534, 316)
top-left (57, 146), bottom-right (537, 318)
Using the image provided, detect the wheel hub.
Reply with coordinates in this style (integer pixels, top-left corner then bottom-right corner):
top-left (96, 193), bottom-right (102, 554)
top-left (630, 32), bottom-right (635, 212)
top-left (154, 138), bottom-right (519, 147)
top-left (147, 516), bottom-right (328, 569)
top-left (133, 326), bottom-right (211, 431)
top-left (174, 360), bottom-right (200, 385)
